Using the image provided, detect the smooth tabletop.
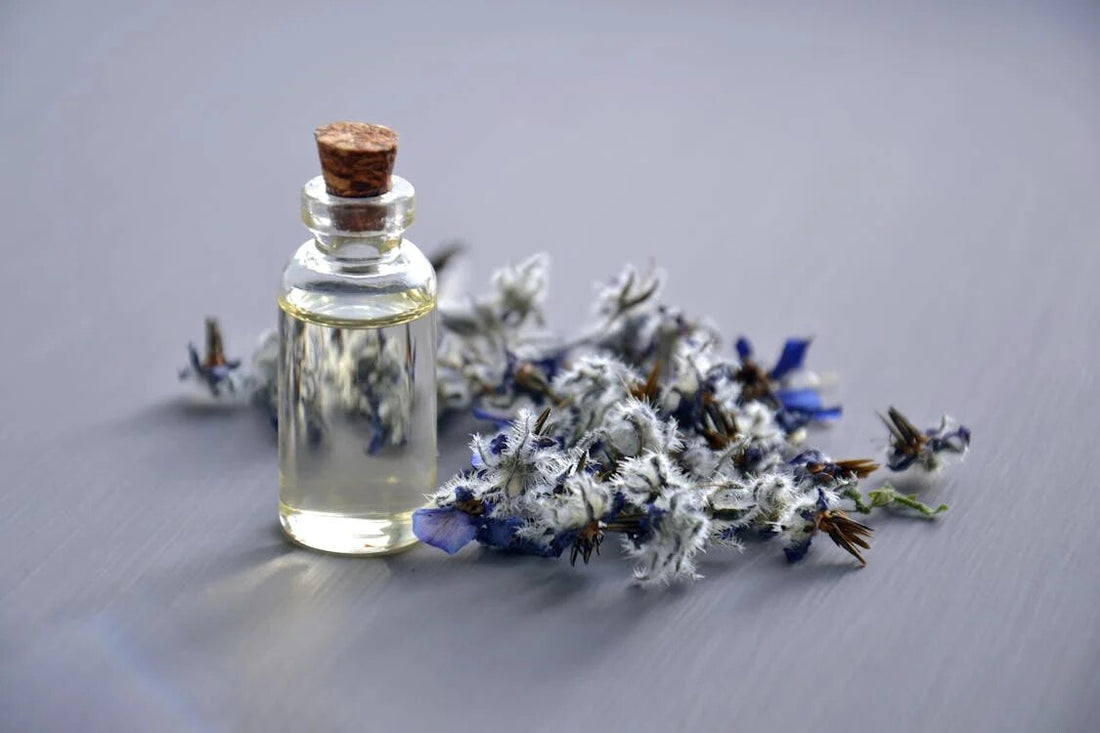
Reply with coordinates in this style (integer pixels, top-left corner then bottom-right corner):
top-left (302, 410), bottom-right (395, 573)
top-left (2, 1), bottom-right (1098, 731)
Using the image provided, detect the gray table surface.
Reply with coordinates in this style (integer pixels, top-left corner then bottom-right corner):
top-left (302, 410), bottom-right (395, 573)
top-left (2, 1), bottom-right (1098, 731)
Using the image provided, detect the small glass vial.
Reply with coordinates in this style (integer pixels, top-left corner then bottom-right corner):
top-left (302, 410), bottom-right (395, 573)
top-left (277, 122), bottom-right (437, 554)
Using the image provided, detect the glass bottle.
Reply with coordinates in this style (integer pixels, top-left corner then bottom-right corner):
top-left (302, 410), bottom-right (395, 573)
top-left (277, 123), bottom-right (437, 554)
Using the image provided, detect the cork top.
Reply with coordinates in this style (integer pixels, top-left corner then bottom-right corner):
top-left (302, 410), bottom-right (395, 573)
top-left (314, 121), bottom-right (398, 198)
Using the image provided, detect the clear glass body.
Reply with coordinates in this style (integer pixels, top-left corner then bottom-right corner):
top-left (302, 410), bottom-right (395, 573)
top-left (278, 175), bottom-right (437, 554)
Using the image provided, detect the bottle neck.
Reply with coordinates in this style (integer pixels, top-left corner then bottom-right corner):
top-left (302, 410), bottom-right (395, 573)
top-left (313, 233), bottom-right (402, 262)
top-left (301, 175), bottom-right (415, 262)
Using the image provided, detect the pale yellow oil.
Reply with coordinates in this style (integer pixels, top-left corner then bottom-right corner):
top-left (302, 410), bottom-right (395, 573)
top-left (277, 296), bottom-right (437, 554)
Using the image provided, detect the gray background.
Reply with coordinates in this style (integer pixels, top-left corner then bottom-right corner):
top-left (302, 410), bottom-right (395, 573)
top-left (2, 1), bottom-right (1098, 731)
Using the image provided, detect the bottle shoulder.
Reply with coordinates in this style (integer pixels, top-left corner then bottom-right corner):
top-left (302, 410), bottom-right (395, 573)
top-left (279, 239), bottom-right (437, 328)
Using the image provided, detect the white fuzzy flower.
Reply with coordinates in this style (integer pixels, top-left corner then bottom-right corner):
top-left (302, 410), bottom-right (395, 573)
top-left (553, 355), bottom-right (639, 439)
top-left (598, 398), bottom-right (681, 458)
top-left (625, 487), bottom-right (710, 585)
top-left (697, 402), bottom-right (788, 477)
top-left (707, 477), bottom-right (755, 514)
top-left (594, 263), bottom-right (664, 320)
top-left (612, 452), bottom-right (692, 508)
top-left (734, 401), bottom-right (785, 443)
top-left (676, 437), bottom-right (717, 479)
top-left (722, 472), bottom-right (798, 534)
top-left (470, 408), bottom-right (560, 501)
top-left (521, 471), bottom-right (613, 536)
top-left (426, 471), bottom-right (490, 508)
top-left (491, 253), bottom-right (549, 326)
top-left (660, 340), bottom-right (718, 417)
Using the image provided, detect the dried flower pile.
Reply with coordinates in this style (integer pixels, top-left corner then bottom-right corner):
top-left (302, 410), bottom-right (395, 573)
top-left (181, 251), bottom-right (969, 583)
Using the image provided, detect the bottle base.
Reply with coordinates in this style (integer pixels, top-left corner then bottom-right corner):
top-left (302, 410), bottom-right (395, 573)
top-left (279, 502), bottom-right (420, 555)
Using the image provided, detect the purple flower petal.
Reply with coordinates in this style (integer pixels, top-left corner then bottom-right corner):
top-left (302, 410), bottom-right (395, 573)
top-left (413, 507), bottom-right (478, 554)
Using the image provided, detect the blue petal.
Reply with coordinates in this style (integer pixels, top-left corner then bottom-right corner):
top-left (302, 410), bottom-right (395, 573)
top-left (716, 525), bottom-right (741, 543)
top-left (784, 536), bottom-right (813, 563)
top-left (187, 344), bottom-right (202, 372)
top-left (472, 406), bottom-right (513, 429)
top-left (544, 531), bottom-right (577, 558)
top-left (775, 403), bottom-right (842, 433)
top-left (671, 393), bottom-right (704, 429)
top-left (500, 528), bottom-right (574, 558)
top-left (928, 425), bottom-right (971, 454)
top-left (488, 433), bottom-right (509, 455)
top-left (776, 410), bottom-right (807, 433)
top-left (366, 419), bottom-right (386, 454)
top-left (533, 353), bottom-right (565, 380)
top-left (789, 449), bottom-right (826, 466)
top-left (735, 337), bottom-right (753, 360)
top-left (533, 434), bottom-right (558, 449)
top-left (475, 516), bottom-right (523, 548)
top-left (777, 388), bottom-right (823, 411)
top-left (769, 338), bottom-right (811, 380)
top-left (412, 508), bottom-right (478, 554)
top-left (886, 452), bottom-right (918, 472)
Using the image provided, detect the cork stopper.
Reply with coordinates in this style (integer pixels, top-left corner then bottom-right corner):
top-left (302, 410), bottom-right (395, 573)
top-left (315, 121), bottom-right (398, 198)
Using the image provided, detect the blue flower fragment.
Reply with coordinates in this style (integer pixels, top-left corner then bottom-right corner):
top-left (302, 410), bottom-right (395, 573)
top-left (471, 433), bottom-right (510, 468)
top-left (477, 517), bottom-right (575, 558)
top-left (880, 407), bottom-right (971, 471)
top-left (412, 500), bottom-right (575, 558)
top-left (499, 351), bottom-right (563, 402)
top-left (471, 406), bottom-right (515, 430)
top-left (413, 487), bottom-right (498, 555)
top-left (735, 336), bottom-right (840, 430)
top-left (412, 507), bottom-right (478, 554)
top-left (788, 451), bottom-right (878, 484)
top-left (736, 336), bottom-right (810, 379)
top-left (775, 388), bottom-right (843, 432)
top-left (783, 533), bottom-right (814, 563)
top-left (366, 423), bottom-right (387, 455)
top-left (785, 491), bottom-right (873, 565)
top-left (178, 318), bottom-right (242, 397)
top-left (768, 338), bottom-right (811, 381)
